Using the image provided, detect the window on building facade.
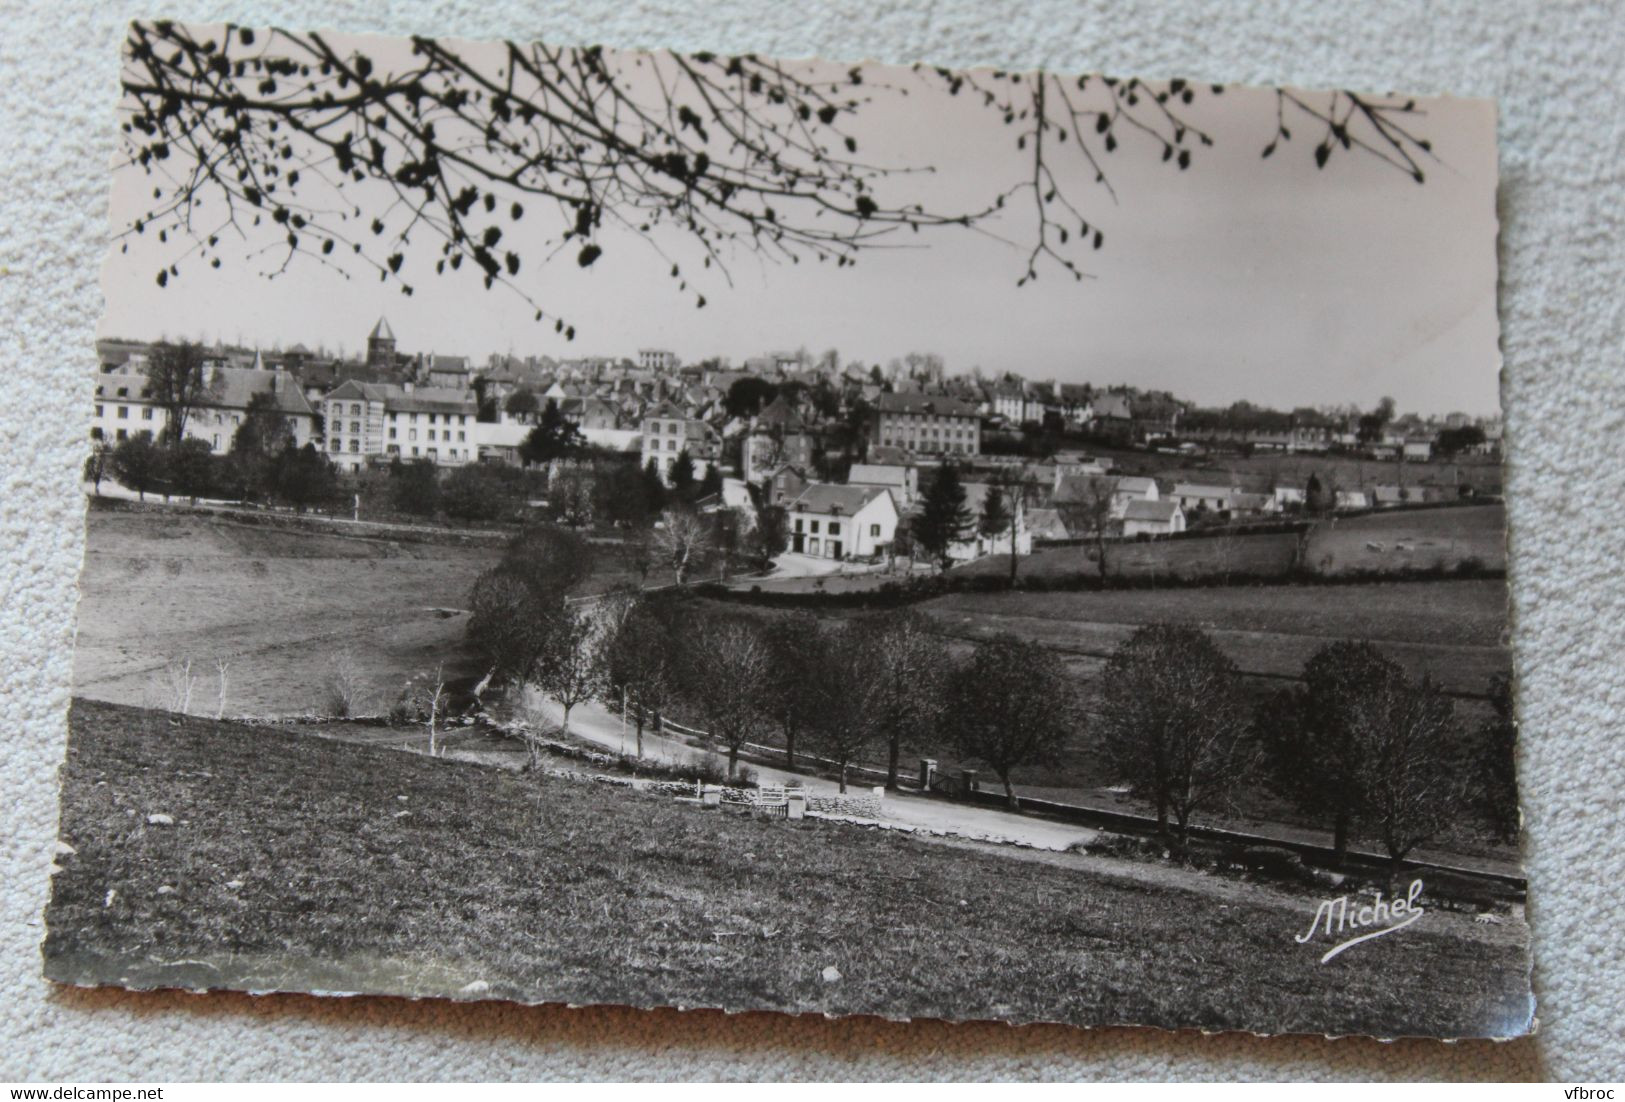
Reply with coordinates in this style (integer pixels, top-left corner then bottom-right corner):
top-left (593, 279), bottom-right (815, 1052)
top-left (350, 421), bottom-right (359, 434)
top-left (117, 406), bottom-right (128, 419)
top-left (142, 407), bottom-right (153, 421)
top-left (116, 429), bottom-right (127, 441)
top-left (829, 522), bottom-right (841, 535)
top-left (349, 440), bottom-right (359, 453)
top-left (350, 403), bottom-right (360, 415)
top-left (870, 524), bottom-right (881, 537)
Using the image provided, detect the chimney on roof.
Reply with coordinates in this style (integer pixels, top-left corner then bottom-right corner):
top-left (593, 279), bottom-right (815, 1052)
top-left (403, 380), bottom-right (414, 394)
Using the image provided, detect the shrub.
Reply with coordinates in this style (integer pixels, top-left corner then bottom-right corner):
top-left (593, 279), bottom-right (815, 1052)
top-left (442, 464), bottom-right (509, 522)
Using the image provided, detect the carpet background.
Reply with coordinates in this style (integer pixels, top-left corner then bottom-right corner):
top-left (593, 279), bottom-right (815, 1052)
top-left (3, 0), bottom-right (1622, 1082)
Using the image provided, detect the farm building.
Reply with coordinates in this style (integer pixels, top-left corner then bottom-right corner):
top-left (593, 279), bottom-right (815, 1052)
top-left (1122, 499), bottom-right (1186, 537)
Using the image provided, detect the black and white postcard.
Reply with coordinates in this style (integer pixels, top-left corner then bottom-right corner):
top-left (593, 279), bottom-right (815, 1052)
top-left (46, 20), bottom-right (1531, 1040)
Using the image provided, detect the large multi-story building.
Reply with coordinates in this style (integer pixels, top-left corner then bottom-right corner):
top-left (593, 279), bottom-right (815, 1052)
top-left (870, 392), bottom-right (981, 457)
top-left (322, 380), bottom-right (478, 470)
top-left (638, 348), bottom-right (680, 372)
top-left (91, 364), bottom-right (317, 453)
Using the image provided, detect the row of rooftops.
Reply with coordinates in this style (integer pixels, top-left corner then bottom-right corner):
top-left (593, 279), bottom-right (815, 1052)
top-left (95, 328), bottom-right (1499, 446)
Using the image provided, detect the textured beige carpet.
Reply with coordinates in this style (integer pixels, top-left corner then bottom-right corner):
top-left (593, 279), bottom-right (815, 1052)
top-left (3, 0), bottom-right (1621, 1082)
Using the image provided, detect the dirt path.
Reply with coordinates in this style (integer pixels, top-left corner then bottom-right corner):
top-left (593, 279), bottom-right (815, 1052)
top-left (520, 692), bottom-right (1099, 852)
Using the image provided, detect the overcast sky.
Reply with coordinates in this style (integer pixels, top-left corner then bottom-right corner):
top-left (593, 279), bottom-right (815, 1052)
top-left (102, 28), bottom-right (1500, 416)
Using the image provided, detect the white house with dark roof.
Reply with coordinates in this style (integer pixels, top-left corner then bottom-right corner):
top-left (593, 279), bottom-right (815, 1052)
top-left (787, 483), bottom-right (899, 560)
top-left (1121, 499), bottom-right (1186, 537)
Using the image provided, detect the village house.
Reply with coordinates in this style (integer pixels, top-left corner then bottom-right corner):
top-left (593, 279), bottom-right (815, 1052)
top-left (322, 380), bottom-right (479, 470)
top-left (870, 392), bottom-right (981, 457)
top-left (1024, 507), bottom-right (1070, 542)
top-left (1172, 482), bottom-right (1234, 514)
top-left (741, 395), bottom-right (817, 483)
top-left (764, 463), bottom-right (810, 508)
top-left (422, 355), bottom-right (473, 391)
top-left (948, 480), bottom-right (1034, 562)
top-left (1272, 484), bottom-right (1306, 512)
top-left (639, 402), bottom-right (720, 485)
top-left (787, 483), bottom-right (899, 560)
top-left (1121, 499), bottom-right (1186, 537)
top-left (91, 364), bottom-right (318, 455)
top-left (846, 462), bottom-right (919, 509)
top-left (1051, 473), bottom-right (1160, 518)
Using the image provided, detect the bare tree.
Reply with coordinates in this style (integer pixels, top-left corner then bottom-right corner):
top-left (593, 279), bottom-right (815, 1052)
top-left (144, 341), bottom-right (219, 446)
top-left (1209, 526), bottom-right (1241, 585)
top-left (324, 648), bottom-right (371, 717)
top-left (213, 656), bottom-right (229, 720)
top-left (1259, 641), bottom-right (1404, 866)
top-left (800, 623), bottom-right (884, 794)
top-left (83, 441), bottom-right (111, 495)
top-left (119, 23), bottom-right (1434, 337)
top-left (686, 617), bottom-right (771, 778)
top-left (1348, 674), bottom-right (1468, 872)
top-left (653, 508), bottom-right (710, 587)
top-left (861, 610), bottom-right (950, 789)
top-left (603, 599), bottom-right (677, 758)
top-left (402, 662), bottom-right (451, 756)
top-left (1060, 476), bottom-right (1118, 581)
top-left (761, 611), bottom-right (817, 769)
top-left (154, 656), bottom-right (197, 717)
top-left (995, 466), bottom-right (1040, 584)
top-left (945, 635), bottom-right (1075, 808)
top-left (1096, 624), bottom-right (1256, 841)
top-left (531, 608), bottom-right (604, 742)
top-left (551, 467), bottom-right (596, 529)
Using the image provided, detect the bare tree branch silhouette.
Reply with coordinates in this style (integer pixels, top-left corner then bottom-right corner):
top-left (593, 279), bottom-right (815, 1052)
top-left (119, 21), bottom-right (1437, 338)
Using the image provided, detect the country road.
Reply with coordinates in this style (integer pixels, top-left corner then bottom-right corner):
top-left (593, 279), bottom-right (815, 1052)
top-left (520, 691), bottom-right (1101, 852)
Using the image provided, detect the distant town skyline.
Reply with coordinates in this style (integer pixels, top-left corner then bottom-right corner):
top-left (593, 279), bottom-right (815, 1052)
top-left (102, 35), bottom-right (1501, 417)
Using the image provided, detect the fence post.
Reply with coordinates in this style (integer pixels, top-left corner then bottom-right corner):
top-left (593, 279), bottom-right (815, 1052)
top-left (919, 758), bottom-right (937, 790)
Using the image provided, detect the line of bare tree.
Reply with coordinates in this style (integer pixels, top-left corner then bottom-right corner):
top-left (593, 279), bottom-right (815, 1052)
top-left (467, 525), bottom-right (1514, 869)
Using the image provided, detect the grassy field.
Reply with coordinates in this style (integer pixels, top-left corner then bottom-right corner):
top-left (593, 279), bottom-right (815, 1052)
top-left (1072, 444), bottom-right (1505, 497)
top-left (688, 575), bottom-right (1511, 857)
top-left (72, 505), bottom-right (503, 715)
top-left (956, 504), bottom-right (1507, 582)
top-left (71, 503), bottom-right (663, 716)
top-left (44, 700), bottom-right (1532, 1037)
top-left (920, 579), bottom-right (1509, 694)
